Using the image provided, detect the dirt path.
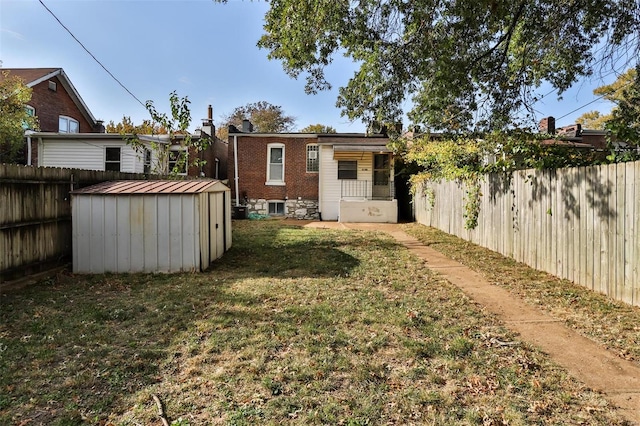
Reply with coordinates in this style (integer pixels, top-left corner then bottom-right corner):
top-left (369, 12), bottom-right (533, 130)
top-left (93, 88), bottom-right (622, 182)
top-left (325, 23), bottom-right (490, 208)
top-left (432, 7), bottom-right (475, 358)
top-left (304, 221), bottom-right (640, 424)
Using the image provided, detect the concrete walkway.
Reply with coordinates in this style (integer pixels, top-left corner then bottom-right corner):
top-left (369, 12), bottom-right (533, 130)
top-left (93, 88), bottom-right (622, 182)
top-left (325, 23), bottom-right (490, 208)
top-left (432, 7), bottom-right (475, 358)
top-left (304, 221), bottom-right (640, 424)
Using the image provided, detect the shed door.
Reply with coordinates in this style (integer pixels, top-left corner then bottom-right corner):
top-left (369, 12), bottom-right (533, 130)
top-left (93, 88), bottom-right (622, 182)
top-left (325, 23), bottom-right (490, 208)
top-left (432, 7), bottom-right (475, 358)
top-left (209, 192), bottom-right (225, 261)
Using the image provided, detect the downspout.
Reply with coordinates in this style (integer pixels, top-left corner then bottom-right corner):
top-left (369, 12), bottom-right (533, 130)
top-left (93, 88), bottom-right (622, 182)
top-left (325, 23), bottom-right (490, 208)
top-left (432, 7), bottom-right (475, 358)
top-left (25, 130), bottom-right (34, 166)
top-left (233, 135), bottom-right (240, 205)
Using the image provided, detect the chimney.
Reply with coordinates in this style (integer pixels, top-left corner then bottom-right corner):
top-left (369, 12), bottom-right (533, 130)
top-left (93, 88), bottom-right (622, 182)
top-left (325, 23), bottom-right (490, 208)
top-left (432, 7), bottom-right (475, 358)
top-left (201, 105), bottom-right (215, 136)
top-left (94, 120), bottom-right (106, 133)
top-left (242, 119), bottom-right (254, 133)
top-left (539, 116), bottom-right (555, 134)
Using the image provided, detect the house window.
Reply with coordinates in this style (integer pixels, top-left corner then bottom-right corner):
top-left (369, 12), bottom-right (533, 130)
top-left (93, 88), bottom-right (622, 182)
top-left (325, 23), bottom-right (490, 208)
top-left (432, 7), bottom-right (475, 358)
top-left (59, 116), bottom-right (79, 133)
top-left (267, 143), bottom-right (285, 185)
top-left (168, 148), bottom-right (187, 175)
top-left (143, 149), bottom-right (152, 174)
top-left (105, 147), bottom-right (121, 171)
top-left (268, 201), bottom-right (285, 215)
top-left (338, 160), bottom-right (357, 180)
top-left (306, 144), bottom-right (319, 172)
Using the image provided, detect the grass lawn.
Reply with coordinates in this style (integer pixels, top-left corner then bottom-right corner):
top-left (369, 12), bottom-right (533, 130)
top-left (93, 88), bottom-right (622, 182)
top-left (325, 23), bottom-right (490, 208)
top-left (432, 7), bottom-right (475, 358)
top-left (402, 223), bottom-right (640, 369)
top-left (0, 220), bottom-right (631, 425)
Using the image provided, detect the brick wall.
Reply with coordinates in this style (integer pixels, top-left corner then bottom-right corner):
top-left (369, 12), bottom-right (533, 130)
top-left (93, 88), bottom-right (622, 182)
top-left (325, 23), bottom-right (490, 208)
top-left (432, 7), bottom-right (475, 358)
top-left (228, 135), bottom-right (319, 213)
top-left (29, 76), bottom-right (94, 133)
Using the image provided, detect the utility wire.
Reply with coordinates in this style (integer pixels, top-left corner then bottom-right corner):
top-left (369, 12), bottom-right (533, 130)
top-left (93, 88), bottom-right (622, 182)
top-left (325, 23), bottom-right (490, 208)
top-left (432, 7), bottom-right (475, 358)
top-left (38, 0), bottom-right (146, 109)
top-left (555, 80), bottom-right (634, 120)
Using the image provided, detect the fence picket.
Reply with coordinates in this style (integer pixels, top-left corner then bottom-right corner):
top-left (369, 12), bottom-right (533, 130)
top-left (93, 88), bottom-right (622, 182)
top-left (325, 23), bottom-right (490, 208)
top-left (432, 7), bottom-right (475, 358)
top-left (414, 161), bottom-right (640, 307)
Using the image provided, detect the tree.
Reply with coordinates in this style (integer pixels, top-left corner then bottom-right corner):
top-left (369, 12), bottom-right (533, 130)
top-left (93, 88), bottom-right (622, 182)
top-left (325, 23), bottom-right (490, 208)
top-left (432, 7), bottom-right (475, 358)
top-left (575, 111), bottom-right (609, 130)
top-left (576, 68), bottom-right (637, 129)
top-left (217, 101), bottom-right (296, 139)
top-left (128, 91), bottom-right (210, 176)
top-left (0, 70), bottom-right (39, 163)
top-left (606, 65), bottom-right (640, 150)
top-left (251, 0), bottom-right (639, 132)
top-left (300, 123), bottom-right (337, 133)
top-left (106, 116), bottom-right (168, 134)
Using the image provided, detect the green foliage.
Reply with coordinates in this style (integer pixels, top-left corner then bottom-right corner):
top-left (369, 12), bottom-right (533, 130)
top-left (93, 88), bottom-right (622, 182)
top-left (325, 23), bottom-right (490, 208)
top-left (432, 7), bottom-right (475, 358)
top-left (0, 70), bottom-right (39, 163)
top-left (605, 64), bottom-right (640, 153)
top-left (105, 115), bottom-right (168, 134)
top-left (404, 130), bottom-right (614, 229)
top-left (576, 67), bottom-right (637, 130)
top-left (300, 123), bottom-right (337, 133)
top-left (405, 135), bottom-right (486, 229)
top-left (254, 0), bottom-right (639, 131)
top-left (128, 91), bottom-right (210, 176)
top-left (575, 110), bottom-right (609, 130)
top-left (219, 101), bottom-right (296, 136)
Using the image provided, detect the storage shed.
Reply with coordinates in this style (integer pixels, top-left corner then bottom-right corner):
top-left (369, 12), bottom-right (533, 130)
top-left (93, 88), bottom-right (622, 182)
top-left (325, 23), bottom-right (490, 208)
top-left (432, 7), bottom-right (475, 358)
top-left (71, 180), bottom-right (231, 273)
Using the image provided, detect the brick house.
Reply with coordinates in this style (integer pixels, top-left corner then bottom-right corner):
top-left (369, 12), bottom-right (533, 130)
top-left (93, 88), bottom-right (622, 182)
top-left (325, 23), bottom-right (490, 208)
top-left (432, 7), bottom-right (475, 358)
top-left (1, 68), bottom-right (102, 165)
top-left (228, 122), bottom-right (397, 222)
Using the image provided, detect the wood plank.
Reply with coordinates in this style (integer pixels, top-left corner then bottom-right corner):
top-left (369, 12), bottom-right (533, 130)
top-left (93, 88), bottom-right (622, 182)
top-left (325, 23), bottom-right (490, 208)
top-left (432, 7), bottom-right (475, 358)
top-left (634, 161), bottom-right (640, 306)
top-left (558, 168), bottom-right (567, 280)
top-left (616, 163), bottom-right (626, 302)
top-left (585, 165), bottom-right (595, 291)
top-left (573, 167), bottom-right (582, 285)
top-left (601, 164), bottom-right (612, 297)
top-left (623, 162), bottom-right (635, 305)
top-left (592, 165), bottom-right (602, 294)
top-left (513, 171), bottom-right (521, 263)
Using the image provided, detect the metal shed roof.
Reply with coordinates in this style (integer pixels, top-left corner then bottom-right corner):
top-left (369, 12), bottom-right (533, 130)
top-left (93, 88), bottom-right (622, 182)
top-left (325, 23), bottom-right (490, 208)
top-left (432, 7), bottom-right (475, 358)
top-left (72, 180), bottom-right (227, 195)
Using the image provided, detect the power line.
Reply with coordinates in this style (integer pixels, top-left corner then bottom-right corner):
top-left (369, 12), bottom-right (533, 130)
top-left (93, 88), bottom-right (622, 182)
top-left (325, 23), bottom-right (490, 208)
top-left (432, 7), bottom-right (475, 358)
top-left (38, 0), bottom-right (147, 109)
top-left (555, 80), bottom-right (634, 120)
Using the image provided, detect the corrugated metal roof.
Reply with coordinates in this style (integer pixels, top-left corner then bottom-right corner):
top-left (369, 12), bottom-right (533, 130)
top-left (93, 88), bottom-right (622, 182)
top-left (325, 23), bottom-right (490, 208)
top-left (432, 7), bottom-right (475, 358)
top-left (72, 180), bottom-right (225, 195)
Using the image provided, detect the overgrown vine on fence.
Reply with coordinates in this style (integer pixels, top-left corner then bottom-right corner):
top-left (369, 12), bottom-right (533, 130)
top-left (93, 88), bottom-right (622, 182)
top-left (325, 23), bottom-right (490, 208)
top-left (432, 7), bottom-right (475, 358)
top-left (399, 128), bottom-right (639, 230)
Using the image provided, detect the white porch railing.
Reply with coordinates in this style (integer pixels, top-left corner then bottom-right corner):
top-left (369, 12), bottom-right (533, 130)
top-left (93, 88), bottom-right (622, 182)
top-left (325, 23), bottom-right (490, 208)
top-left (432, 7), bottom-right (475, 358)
top-left (341, 180), bottom-right (395, 200)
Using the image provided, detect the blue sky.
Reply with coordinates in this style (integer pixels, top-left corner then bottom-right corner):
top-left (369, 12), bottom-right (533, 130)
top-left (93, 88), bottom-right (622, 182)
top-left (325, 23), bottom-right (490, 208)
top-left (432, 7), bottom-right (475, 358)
top-left (0, 0), bottom-right (627, 133)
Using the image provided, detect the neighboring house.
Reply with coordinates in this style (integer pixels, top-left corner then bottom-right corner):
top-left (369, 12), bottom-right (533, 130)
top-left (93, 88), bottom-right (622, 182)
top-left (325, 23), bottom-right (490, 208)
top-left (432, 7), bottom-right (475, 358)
top-left (228, 122), bottom-right (397, 223)
top-left (539, 116), bottom-right (607, 148)
top-left (34, 131), bottom-right (228, 179)
top-left (0, 67), bottom-right (103, 165)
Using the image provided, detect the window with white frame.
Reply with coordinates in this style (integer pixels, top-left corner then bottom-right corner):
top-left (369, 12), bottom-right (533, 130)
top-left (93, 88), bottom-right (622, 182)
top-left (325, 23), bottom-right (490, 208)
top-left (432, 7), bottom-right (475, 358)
top-left (59, 116), bottom-right (79, 133)
top-left (306, 144), bottom-right (319, 172)
top-left (168, 148), bottom-right (188, 175)
top-left (337, 160), bottom-right (358, 180)
top-left (268, 201), bottom-right (285, 215)
top-left (105, 147), bottom-right (121, 172)
top-left (266, 143), bottom-right (285, 184)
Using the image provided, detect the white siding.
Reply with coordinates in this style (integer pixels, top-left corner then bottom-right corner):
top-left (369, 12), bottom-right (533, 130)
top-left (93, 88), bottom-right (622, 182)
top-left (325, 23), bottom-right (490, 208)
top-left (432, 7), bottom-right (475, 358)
top-left (318, 147), bottom-right (375, 221)
top-left (39, 139), bottom-right (145, 172)
top-left (319, 145), bottom-right (341, 220)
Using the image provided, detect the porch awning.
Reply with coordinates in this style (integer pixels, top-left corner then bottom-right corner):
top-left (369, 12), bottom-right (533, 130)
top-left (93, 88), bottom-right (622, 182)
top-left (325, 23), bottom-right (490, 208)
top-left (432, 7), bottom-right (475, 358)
top-left (333, 145), bottom-right (392, 153)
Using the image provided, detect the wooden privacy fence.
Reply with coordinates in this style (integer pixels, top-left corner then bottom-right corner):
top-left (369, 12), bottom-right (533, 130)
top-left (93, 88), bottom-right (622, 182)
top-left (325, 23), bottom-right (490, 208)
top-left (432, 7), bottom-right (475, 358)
top-left (414, 161), bottom-right (640, 307)
top-left (0, 164), bottom-right (158, 283)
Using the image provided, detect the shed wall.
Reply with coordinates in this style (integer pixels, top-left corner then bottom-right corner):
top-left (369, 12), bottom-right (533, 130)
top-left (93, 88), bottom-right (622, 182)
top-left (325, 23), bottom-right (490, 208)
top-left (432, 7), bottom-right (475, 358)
top-left (73, 194), bottom-right (201, 273)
